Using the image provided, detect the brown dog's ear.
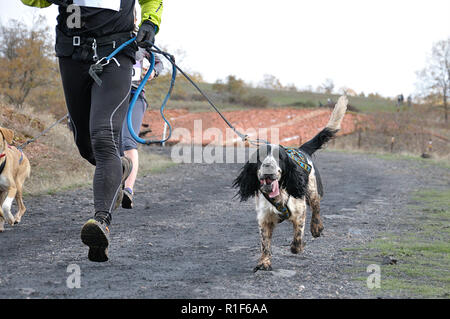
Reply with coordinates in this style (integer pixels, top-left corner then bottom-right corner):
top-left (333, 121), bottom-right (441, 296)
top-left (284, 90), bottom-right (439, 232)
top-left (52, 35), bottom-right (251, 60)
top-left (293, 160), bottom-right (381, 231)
top-left (0, 127), bottom-right (14, 144)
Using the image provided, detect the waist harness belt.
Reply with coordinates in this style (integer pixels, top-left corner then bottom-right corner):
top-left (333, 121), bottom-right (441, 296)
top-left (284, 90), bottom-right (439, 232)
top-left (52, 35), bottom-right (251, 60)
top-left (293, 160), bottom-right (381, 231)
top-left (55, 29), bottom-right (135, 62)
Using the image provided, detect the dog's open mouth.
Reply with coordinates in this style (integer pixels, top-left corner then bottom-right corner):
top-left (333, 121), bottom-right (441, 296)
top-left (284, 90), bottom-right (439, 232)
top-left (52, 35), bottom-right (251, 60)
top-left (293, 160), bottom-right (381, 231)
top-left (260, 177), bottom-right (280, 198)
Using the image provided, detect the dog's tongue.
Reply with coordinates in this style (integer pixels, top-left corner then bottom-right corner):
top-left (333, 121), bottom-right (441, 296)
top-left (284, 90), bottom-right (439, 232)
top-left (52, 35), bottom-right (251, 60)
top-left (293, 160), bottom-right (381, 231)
top-left (269, 180), bottom-right (280, 198)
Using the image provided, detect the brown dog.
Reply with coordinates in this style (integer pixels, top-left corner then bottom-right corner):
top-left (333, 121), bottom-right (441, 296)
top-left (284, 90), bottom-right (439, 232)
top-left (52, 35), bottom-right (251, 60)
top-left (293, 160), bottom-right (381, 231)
top-left (0, 127), bottom-right (31, 232)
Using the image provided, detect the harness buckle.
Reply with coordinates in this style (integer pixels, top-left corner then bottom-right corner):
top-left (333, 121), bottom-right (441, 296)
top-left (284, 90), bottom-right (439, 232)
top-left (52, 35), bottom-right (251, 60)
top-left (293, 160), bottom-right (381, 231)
top-left (73, 36), bottom-right (81, 46)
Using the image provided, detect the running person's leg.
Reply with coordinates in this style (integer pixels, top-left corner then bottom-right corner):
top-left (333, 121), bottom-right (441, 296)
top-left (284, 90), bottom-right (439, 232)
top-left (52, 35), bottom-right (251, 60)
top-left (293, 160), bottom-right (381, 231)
top-left (80, 54), bottom-right (133, 262)
top-left (59, 57), bottom-right (111, 262)
top-left (61, 54), bottom-right (133, 217)
top-left (58, 58), bottom-right (95, 165)
top-left (89, 54), bottom-right (134, 216)
top-left (121, 94), bottom-right (148, 208)
top-left (60, 53), bottom-right (133, 262)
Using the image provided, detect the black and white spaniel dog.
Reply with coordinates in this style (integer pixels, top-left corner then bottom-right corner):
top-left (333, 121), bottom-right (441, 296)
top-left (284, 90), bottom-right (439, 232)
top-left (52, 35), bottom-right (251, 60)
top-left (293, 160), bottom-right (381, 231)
top-left (233, 96), bottom-right (348, 272)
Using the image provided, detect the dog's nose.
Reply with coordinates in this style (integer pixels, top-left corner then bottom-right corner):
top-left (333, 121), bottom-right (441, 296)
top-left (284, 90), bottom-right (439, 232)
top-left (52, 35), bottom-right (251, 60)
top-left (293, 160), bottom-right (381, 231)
top-left (261, 173), bottom-right (277, 180)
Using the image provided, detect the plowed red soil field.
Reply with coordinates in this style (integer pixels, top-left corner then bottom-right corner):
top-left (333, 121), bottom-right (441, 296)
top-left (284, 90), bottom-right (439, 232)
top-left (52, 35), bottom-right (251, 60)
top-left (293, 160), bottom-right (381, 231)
top-left (142, 108), bottom-right (358, 146)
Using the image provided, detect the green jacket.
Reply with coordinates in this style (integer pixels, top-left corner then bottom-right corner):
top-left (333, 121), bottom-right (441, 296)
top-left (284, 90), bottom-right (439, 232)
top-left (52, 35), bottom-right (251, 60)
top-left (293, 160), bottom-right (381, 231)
top-left (20, 0), bottom-right (163, 30)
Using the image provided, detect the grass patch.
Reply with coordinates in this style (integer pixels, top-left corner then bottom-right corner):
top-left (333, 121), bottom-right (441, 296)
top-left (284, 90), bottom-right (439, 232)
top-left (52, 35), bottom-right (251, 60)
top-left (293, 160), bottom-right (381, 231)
top-left (373, 153), bottom-right (450, 168)
top-left (380, 279), bottom-right (449, 297)
top-left (349, 189), bottom-right (450, 298)
top-left (324, 148), bottom-right (450, 169)
top-left (138, 150), bottom-right (177, 176)
top-left (25, 164), bottom-right (94, 196)
top-left (412, 189), bottom-right (450, 208)
top-left (25, 151), bottom-right (175, 196)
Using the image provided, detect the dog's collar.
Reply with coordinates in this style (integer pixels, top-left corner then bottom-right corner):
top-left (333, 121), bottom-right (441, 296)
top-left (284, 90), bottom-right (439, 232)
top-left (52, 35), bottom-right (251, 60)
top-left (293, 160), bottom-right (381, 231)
top-left (0, 146), bottom-right (23, 165)
top-left (0, 156), bottom-right (6, 175)
top-left (260, 192), bottom-right (291, 223)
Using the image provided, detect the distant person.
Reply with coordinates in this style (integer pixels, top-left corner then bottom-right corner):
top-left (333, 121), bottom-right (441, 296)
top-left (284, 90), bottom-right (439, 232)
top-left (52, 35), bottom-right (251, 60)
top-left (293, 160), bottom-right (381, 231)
top-left (397, 94), bottom-right (404, 107)
top-left (407, 95), bottom-right (412, 107)
top-left (121, 48), bottom-right (164, 209)
top-left (327, 98), bottom-right (333, 107)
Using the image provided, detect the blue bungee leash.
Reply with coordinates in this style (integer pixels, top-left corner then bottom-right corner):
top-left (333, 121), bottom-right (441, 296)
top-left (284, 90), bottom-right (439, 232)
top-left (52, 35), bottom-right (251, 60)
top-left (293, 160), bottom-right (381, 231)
top-left (90, 37), bottom-right (264, 146)
top-left (127, 46), bottom-right (177, 145)
top-left (89, 37), bottom-right (175, 145)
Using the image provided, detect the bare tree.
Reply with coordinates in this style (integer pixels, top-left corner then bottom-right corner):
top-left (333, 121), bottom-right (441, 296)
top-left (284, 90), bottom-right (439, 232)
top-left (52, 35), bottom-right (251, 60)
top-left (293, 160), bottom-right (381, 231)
top-left (321, 78), bottom-right (334, 94)
top-left (0, 16), bottom-right (55, 108)
top-left (259, 74), bottom-right (283, 90)
top-left (417, 38), bottom-right (450, 123)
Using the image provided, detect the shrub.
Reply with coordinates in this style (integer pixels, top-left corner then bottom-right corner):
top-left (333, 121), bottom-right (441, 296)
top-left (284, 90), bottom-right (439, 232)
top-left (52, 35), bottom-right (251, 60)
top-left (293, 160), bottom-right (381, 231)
top-left (243, 94), bottom-right (269, 108)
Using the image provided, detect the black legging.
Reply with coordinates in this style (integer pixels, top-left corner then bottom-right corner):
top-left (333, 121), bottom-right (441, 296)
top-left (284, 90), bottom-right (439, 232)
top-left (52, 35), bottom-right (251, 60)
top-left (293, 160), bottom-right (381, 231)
top-left (59, 54), bottom-right (133, 214)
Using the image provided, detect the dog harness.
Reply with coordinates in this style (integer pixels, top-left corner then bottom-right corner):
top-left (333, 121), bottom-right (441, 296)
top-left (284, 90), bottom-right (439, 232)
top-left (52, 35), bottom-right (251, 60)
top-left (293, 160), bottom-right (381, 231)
top-left (7, 145), bottom-right (24, 165)
top-left (284, 147), bottom-right (312, 173)
top-left (260, 147), bottom-right (312, 223)
top-left (261, 192), bottom-right (292, 223)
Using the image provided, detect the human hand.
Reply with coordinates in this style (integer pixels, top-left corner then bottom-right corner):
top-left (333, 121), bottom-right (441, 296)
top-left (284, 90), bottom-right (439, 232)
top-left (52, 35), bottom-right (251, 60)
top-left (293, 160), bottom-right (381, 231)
top-left (136, 20), bottom-right (156, 48)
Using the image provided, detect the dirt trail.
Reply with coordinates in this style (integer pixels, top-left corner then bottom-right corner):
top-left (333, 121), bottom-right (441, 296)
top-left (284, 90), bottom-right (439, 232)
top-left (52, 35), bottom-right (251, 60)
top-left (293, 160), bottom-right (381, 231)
top-left (0, 147), bottom-right (447, 298)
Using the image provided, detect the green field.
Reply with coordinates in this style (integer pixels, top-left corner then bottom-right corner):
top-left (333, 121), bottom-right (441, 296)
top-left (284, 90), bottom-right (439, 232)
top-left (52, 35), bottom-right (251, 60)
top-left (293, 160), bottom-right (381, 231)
top-left (145, 78), bottom-right (397, 113)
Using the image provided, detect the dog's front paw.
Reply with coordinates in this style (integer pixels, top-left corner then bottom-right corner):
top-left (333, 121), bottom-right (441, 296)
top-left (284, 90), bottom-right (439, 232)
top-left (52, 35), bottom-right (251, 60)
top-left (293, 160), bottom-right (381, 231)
top-left (310, 218), bottom-right (324, 238)
top-left (290, 242), bottom-right (305, 254)
top-left (5, 214), bottom-right (15, 226)
top-left (14, 215), bottom-right (22, 224)
top-left (253, 263), bottom-right (272, 273)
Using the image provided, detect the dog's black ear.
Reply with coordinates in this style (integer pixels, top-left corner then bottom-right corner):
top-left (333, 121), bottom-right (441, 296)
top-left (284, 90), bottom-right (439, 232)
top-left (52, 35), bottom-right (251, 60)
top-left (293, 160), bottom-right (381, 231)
top-left (281, 155), bottom-right (308, 199)
top-left (233, 161), bottom-right (259, 202)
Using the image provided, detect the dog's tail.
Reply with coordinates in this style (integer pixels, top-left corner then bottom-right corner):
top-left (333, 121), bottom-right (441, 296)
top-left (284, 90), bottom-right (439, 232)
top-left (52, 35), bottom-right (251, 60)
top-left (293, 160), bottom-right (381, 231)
top-left (299, 95), bottom-right (348, 156)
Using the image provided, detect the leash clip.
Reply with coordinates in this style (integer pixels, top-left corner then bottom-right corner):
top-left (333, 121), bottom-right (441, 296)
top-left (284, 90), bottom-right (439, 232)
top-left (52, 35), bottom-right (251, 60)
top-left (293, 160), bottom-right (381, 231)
top-left (96, 57), bottom-right (120, 68)
top-left (88, 57), bottom-right (121, 86)
top-left (89, 57), bottom-right (106, 86)
top-left (92, 38), bottom-right (99, 62)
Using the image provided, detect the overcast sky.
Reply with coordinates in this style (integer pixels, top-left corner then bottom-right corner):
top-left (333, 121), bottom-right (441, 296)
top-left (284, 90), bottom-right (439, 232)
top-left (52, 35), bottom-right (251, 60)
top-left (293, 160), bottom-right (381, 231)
top-left (1, 0), bottom-right (449, 97)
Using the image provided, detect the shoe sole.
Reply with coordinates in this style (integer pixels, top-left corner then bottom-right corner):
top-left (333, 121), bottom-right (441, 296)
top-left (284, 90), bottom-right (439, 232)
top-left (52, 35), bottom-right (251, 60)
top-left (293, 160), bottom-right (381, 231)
top-left (80, 220), bottom-right (109, 262)
top-left (122, 192), bottom-right (133, 209)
